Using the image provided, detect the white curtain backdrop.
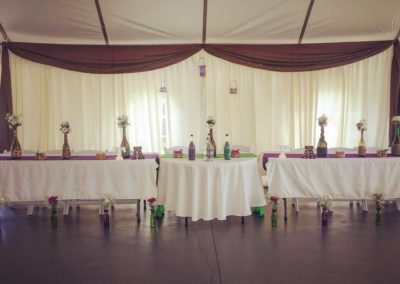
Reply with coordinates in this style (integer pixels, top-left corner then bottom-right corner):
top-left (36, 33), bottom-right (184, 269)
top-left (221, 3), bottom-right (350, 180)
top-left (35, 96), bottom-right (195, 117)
top-left (9, 47), bottom-right (392, 153)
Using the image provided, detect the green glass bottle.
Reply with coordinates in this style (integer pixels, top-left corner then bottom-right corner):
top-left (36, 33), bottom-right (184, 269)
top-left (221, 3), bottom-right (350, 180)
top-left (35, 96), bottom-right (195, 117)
top-left (224, 134), bottom-right (231, 160)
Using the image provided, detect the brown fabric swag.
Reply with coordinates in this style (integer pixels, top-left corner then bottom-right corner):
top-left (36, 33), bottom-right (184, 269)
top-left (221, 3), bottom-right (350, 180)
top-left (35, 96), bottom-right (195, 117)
top-left (0, 40), bottom-right (397, 151)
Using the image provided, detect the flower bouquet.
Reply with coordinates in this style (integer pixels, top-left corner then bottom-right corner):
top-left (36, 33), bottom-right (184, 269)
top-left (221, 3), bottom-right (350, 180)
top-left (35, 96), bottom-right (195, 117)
top-left (5, 113), bottom-right (22, 159)
top-left (318, 194), bottom-right (332, 227)
top-left (370, 192), bottom-right (385, 225)
top-left (117, 115), bottom-right (131, 158)
top-left (266, 193), bottom-right (280, 227)
top-left (356, 119), bottom-right (367, 157)
top-left (101, 194), bottom-right (116, 229)
top-left (59, 121), bottom-right (72, 159)
top-left (45, 196), bottom-right (58, 229)
top-left (148, 197), bottom-right (157, 229)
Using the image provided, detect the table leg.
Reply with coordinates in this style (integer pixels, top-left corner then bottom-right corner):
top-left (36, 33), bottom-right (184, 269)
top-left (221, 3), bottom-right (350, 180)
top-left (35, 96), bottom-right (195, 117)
top-left (283, 198), bottom-right (288, 223)
top-left (136, 200), bottom-right (141, 223)
top-left (185, 217), bottom-right (188, 227)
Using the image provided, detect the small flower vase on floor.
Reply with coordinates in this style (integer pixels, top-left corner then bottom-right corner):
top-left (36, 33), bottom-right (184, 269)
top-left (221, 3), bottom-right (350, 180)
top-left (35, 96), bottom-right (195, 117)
top-left (62, 133), bottom-right (71, 159)
top-left (358, 130), bottom-right (366, 157)
top-left (375, 207), bottom-right (381, 225)
top-left (103, 209), bottom-right (110, 229)
top-left (317, 126), bottom-right (328, 158)
top-left (51, 206), bottom-right (57, 229)
top-left (391, 125), bottom-right (400, 155)
top-left (120, 127), bottom-right (131, 159)
top-left (150, 209), bottom-right (156, 229)
top-left (322, 208), bottom-right (328, 227)
top-left (10, 129), bottom-right (22, 159)
top-left (271, 206), bottom-right (278, 228)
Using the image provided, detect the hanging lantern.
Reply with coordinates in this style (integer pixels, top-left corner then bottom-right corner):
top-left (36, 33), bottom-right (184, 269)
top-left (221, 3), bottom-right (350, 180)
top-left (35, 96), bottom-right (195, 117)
top-left (160, 80), bottom-right (167, 93)
top-left (229, 80), bottom-right (238, 94)
top-left (198, 57), bottom-right (206, 77)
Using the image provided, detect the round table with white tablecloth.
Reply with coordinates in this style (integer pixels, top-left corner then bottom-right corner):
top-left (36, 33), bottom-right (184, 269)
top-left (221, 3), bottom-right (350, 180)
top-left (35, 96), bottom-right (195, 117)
top-left (157, 157), bottom-right (266, 221)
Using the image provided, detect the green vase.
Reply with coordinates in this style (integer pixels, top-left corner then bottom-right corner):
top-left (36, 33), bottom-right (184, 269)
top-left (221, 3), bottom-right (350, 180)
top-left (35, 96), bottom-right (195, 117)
top-left (121, 127), bottom-right (131, 159)
top-left (51, 206), bottom-right (57, 229)
top-left (375, 207), bottom-right (381, 225)
top-left (271, 206), bottom-right (278, 228)
top-left (150, 209), bottom-right (156, 229)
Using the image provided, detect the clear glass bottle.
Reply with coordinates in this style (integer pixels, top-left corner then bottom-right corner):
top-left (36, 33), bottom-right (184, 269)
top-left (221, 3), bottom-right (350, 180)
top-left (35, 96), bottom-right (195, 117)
top-left (358, 130), bottom-right (366, 157)
top-left (224, 134), bottom-right (231, 160)
top-left (206, 136), bottom-right (214, 161)
top-left (188, 134), bottom-right (196, 161)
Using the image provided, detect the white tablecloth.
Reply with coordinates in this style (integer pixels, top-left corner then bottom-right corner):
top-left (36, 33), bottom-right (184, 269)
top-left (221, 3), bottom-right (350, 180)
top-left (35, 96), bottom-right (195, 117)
top-left (0, 159), bottom-right (158, 201)
top-left (267, 157), bottom-right (400, 199)
top-left (158, 158), bottom-right (266, 221)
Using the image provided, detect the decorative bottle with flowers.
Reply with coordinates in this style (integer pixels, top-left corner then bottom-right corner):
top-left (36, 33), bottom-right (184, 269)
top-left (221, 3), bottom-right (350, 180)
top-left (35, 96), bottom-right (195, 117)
top-left (267, 194), bottom-right (280, 228)
top-left (371, 193), bottom-right (384, 225)
top-left (317, 114), bottom-right (328, 158)
top-left (46, 196), bottom-right (58, 229)
top-left (5, 113), bottom-right (22, 159)
top-left (148, 197), bottom-right (157, 229)
top-left (319, 195), bottom-right (332, 227)
top-left (117, 115), bottom-right (131, 159)
top-left (101, 194), bottom-right (115, 229)
top-left (356, 119), bottom-right (367, 157)
top-left (391, 116), bottom-right (400, 155)
top-left (60, 121), bottom-right (71, 159)
top-left (206, 116), bottom-right (217, 158)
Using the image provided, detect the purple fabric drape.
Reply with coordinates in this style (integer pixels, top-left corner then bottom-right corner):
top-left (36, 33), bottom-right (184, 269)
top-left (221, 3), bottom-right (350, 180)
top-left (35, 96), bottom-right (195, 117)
top-left (0, 40), bottom-right (398, 151)
top-left (390, 40), bottom-right (400, 142)
top-left (204, 41), bottom-right (393, 72)
top-left (0, 45), bottom-right (11, 151)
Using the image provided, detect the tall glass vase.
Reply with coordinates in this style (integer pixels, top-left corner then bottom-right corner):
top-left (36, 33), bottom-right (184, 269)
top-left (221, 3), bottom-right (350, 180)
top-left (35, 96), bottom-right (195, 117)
top-left (358, 130), bottom-right (366, 157)
top-left (51, 206), bottom-right (57, 229)
top-left (375, 207), bottom-right (382, 225)
top-left (209, 127), bottom-right (217, 158)
top-left (150, 209), bottom-right (156, 229)
top-left (391, 125), bottom-right (400, 155)
top-left (322, 208), bottom-right (328, 227)
top-left (62, 133), bottom-right (71, 159)
top-left (10, 128), bottom-right (22, 159)
top-left (103, 209), bottom-right (110, 229)
top-left (271, 206), bottom-right (278, 228)
top-left (120, 127), bottom-right (131, 159)
top-left (317, 126), bottom-right (327, 158)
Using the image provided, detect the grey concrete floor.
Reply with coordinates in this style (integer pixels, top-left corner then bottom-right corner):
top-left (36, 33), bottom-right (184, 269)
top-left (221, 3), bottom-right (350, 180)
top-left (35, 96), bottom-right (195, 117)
top-left (1, 202), bottom-right (400, 284)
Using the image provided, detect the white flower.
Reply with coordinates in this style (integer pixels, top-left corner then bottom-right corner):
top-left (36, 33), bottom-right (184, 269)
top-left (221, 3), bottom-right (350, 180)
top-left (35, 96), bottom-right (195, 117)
top-left (4, 113), bottom-right (22, 129)
top-left (317, 114), bottom-right (328, 127)
top-left (369, 192), bottom-right (385, 209)
top-left (102, 194), bottom-right (116, 210)
top-left (206, 115), bottom-right (216, 127)
top-left (356, 119), bottom-right (367, 131)
top-left (391, 116), bottom-right (400, 126)
top-left (319, 194), bottom-right (332, 209)
top-left (117, 115), bottom-right (130, 128)
top-left (59, 121), bottom-right (71, 134)
top-left (0, 196), bottom-right (6, 207)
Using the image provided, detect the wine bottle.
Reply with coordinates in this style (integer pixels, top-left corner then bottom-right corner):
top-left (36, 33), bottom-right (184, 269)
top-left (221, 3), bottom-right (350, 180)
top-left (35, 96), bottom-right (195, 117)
top-left (188, 134), bottom-right (196, 161)
top-left (224, 134), bottom-right (231, 160)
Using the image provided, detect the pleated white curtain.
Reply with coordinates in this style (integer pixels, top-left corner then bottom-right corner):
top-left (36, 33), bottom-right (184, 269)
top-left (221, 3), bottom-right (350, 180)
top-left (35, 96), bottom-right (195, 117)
top-left (9, 47), bottom-right (392, 153)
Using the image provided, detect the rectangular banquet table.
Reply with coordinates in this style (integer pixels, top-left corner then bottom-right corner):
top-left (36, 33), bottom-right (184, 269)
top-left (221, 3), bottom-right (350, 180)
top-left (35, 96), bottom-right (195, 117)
top-left (0, 156), bottom-right (158, 202)
top-left (157, 156), bottom-right (266, 221)
top-left (266, 156), bottom-right (400, 200)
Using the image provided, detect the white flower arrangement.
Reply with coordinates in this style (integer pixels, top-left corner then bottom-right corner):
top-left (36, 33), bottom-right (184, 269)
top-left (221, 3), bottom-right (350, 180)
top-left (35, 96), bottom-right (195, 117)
top-left (370, 192), bottom-right (385, 209)
top-left (0, 196), bottom-right (6, 207)
top-left (206, 115), bottom-right (216, 127)
top-left (101, 194), bottom-right (116, 210)
top-left (356, 119), bottom-right (367, 132)
top-left (59, 121), bottom-right (71, 134)
top-left (318, 194), bottom-right (332, 210)
top-left (391, 116), bottom-right (400, 127)
top-left (117, 115), bottom-right (130, 128)
top-left (317, 114), bottom-right (328, 127)
top-left (4, 113), bottom-right (22, 129)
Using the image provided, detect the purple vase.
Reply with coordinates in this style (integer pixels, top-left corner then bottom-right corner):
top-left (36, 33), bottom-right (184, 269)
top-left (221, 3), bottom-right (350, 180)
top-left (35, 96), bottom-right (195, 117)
top-left (322, 208), bottom-right (328, 227)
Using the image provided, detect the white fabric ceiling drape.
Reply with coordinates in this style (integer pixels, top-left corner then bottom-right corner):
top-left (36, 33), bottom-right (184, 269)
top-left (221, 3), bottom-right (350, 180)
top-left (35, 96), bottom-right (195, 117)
top-left (9, 47), bottom-right (392, 153)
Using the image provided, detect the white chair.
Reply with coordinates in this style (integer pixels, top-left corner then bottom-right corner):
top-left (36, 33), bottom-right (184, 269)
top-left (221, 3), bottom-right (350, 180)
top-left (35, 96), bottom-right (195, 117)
top-left (231, 145), bottom-right (251, 153)
top-left (164, 146), bottom-right (188, 154)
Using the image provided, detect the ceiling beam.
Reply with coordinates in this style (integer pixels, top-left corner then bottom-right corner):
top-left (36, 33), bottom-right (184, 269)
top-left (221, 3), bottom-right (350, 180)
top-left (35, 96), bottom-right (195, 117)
top-left (202, 0), bottom-right (208, 44)
top-left (298, 0), bottom-right (315, 44)
top-left (94, 0), bottom-right (109, 45)
top-left (0, 22), bottom-right (9, 42)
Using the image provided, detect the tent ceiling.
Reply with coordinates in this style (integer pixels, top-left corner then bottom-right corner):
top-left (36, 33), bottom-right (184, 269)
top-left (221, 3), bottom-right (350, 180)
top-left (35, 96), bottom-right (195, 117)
top-left (0, 0), bottom-right (399, 45)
